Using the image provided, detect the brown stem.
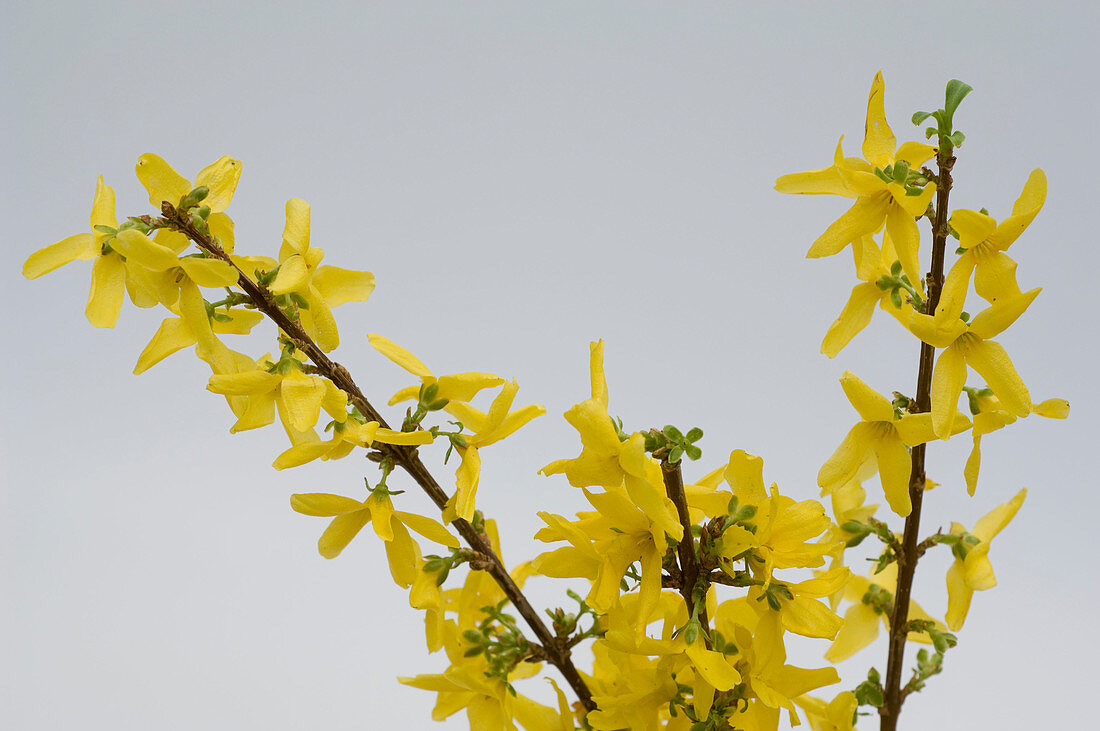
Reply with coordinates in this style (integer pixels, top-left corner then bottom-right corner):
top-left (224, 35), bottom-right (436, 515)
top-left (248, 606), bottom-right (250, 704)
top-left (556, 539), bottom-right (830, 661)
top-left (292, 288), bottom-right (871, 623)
top-left (879, 151), bottom-right (954, 730)
top-left (660, 459), bottom-right (710, 646)
top-left (160, 204), bottom-right (597, 712)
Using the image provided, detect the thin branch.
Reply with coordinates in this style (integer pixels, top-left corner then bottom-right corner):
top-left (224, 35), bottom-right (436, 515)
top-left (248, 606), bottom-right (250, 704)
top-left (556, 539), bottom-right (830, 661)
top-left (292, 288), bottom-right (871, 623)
top-left (879, 150), bottom-right (954, 730)
top-left (660, 458), bottom-right (711, 646)
top-left (160, 203), bottom-right (597, 712)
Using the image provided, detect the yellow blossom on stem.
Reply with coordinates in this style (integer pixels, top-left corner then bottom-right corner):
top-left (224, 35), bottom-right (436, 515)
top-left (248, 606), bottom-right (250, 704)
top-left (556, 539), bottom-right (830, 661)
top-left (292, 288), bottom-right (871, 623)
top-left (776, 71), bottom-right (937, 288)
top-left (23, 176), bottom-right (162, 327)
top-left (944, 488), bottom-right (1026, 630)
top-left (818, 371), bottom-right (969, 516)
top-left (825, 562), bottom-right (943, 662)
top-left (206, 353), bottom-right (350, 444)
top-left (940, 169), bottom-right (1047, 309)
top-left (820, 234), bottom-right (916, 358)
top-left (793, 691), bottom-right (857, 731)
top-left (267, 198), bottom-right (375, 351)
top-left (909, 287), bottom-right (1041, 438)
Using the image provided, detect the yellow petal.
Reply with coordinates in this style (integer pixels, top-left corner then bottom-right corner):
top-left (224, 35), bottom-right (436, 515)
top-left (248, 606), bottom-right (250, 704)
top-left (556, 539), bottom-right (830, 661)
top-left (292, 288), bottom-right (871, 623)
top-left (318, 510), bottom-right (372, 559)
top-left (110, 229), bottom-right (179, 271)
top-left (874, 429), bottom-right (913, 517)
top-left (312, 265), bottom-right (375, 307)
top-left (944, 562), bottom-right (973, 631)
top-left (23, 233), bottom-right (95, 279)
top-left (862, 71), bottom-right (896, 168)
top-left (893, 142), bottom-right (936, 168)
top-left (136, 153), bottom-right (190, 209)
top-left (178, 257), bottom-right (240, 288)
top-left (967, 287), bottom-right (1041, 340)
top-left (291, 492), bottom-right (367, 516)
top-left (374, 428), bottom-right (434, 445)
top-left (208, 212), bottom-right (235, 253)
top-left (685, 640), bottom-right (741, 691)
top-left (274, 441), bottom-right (335, 469)
top-left (282, 198), bottom-right (311, 254)
top-left (839, 371), bottom-right (894, 423)
top-left (134, 318), bottom-right (197, 374)
top-left (821, 283), bottom-right (880, 358)
top-left (936, 254), bottom-right (975, 324)
top-left (433, 373), bottom-right (505, 403)
top-left (454, 446), bottom-right (481, 522)
top-left (964, 435), bottom-right (982, 496)
top-left (963, 339), bottom-right (1030, 418)
top-left (1033, 398), bottom-right (1070, 419)
top-left (193, 155), bottom-right (242, 213)
top-left (930, 345), bottom-right (967, 438)
top-left (950, 209), bottom-right (997, 249)
top-left (85, 254), bottom-right (126, 328)
top-left (973, 487), bottom-right (1026, 543)
top-left (825, 603), bottom-right (880, 662)
top-left (884, 204), bottom-right (922, 291)
top-left (973, 251), bottom-right (1021, 304)
top-left (892, 413), bottom-right (937, 447)
top-left (269, 254), bottom-right (310, 294)
top-left (90, 175), bottom-right (118, 229)
top-left (818, 423), bottom-right (876, 493)
top-left (807, 195), bottom-right (887, 259)
top-left (783, 596), bottom-right (844, 639)
top-left (383, 519), bottom-right (419, 587)
top-left (208, 370), bottom-right (281, 396)
top-left (994, 168), bottom-right (1046, 250)
top-left (279, 370), bottom-right (327, 432)
top-left (394, 511), bottom-right (460, 548)
top-left (368, 333), bottom-right (433, 378)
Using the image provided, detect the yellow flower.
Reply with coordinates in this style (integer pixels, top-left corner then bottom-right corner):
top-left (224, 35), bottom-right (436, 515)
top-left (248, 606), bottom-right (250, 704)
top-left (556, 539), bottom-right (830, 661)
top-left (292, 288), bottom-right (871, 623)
top-left (909, 287), bottom-right (1041, 438)
top-left (940, 169), bottom-right (1046, 309)
top-left (820, 233), bottom-right (915, 358)
top-left (776, 71), bottom-right (937, 289)
top-left (133, 306), bottom-right (263, 375)
top-left (268, 199), bottom-right (375, 351)
top-left (206, 353), bottom-right (350, 444)
top-left (794, 691), bottom-right (857, 731)
top-left (818, 372), bottom-right (969, 516)
top-left (944, 488), bottom-right (1026, 630)
top-left (825, 562), bottom-right (943, 662)
top-left (962, 390), bottom-right (1068, 495)
top-left (23, 176), bottom-right (160, 327)
top-left (290, 492), bottom-right (457, 583)
top-left (369, 333), bottom-right (505, 407)
top-left (541, 341), bottom-right (681, 540)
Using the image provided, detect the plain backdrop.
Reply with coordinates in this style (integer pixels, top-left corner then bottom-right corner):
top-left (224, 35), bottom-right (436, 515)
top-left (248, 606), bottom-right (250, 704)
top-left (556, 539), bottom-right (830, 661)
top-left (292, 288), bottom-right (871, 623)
top-left (3, 2), bottom-right (1097, 729)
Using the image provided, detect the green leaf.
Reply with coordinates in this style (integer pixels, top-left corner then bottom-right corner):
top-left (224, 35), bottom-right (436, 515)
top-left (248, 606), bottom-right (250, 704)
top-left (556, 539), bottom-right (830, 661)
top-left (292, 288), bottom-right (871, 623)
top-left (948, 130), bottom-right (966, 148)
top-left (944, 79), bottom-right (973, 122)
top-left (663, 425), bottom-right (684, 441)
top-left (890, 260), bottom-right (903, 277)
top-left (685, 444), bottom-right (702, 461)
top-left (668, 446), bottom-right (684, 464)
top-left (685, 427), bottom-right (703, 443)
top-left (911, 110), bottom-right (934, 125)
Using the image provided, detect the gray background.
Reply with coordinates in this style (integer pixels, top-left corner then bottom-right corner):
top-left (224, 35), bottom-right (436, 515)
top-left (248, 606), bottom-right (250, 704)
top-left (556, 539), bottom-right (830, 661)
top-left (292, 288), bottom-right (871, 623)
top-left (3, 1), bottom-right (1096, 729)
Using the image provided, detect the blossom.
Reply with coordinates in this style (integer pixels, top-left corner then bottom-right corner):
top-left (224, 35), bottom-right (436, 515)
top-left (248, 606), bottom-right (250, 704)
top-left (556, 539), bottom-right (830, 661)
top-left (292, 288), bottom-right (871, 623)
top-left (825, 562), bottom-right (943, 662)
top-left (206, 353), bottom-right (352, 444)
top-left (962, 389), bottom-right (1069, 495)
top-left (817, 371), bottom-right (968, 516)
top-left (944, 488), bottom-right (1026, 630)
top-left (820, 234), bottom-right (916, 358)
top-left (267, 199), bottom-right (375, 351)
top-left (23, 176), bottom-right (159, 327)
top-left (794, 691), bottom-right (857, 731)
top-left (909, 287), bottom-right (1041, 438)
top-left (541, 340), bottom-right (681, 540)
top-left (776, 71), bottom-right (937, 289)
top-left (939, 169), bottom-right (1046, 310)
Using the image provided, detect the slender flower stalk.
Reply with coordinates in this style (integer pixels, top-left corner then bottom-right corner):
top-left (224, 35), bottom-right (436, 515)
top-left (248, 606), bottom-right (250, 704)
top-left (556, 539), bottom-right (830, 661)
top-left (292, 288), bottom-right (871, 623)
top-left (879, 145), bottom-right (953, 731)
